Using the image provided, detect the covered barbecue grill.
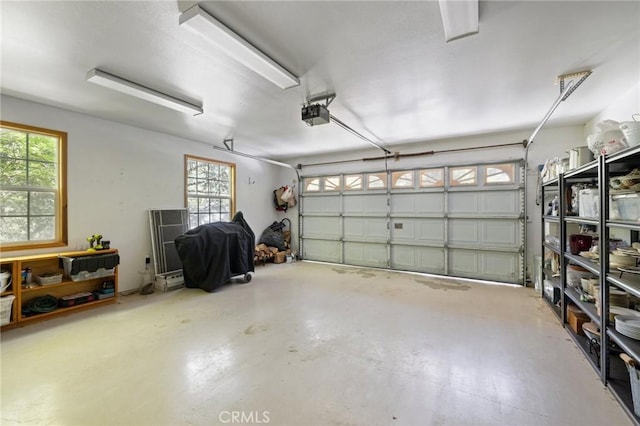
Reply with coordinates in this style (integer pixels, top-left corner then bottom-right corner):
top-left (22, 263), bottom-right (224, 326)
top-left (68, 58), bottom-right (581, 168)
top-left (174, 212), bottom-right (255, 292)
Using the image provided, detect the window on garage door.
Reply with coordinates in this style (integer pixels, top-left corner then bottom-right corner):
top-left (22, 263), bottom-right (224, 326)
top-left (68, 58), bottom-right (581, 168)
top-left (324, 176), bottom-right (341, 191)
top-left (419, 168), bottom-right (444, 187)
top-left (484, 163), bottom-right (515, 184)
top-left (367, 172), bottom-right (387, 189)
top-left (450, 166), bottom-right (477, 186)
top-left (304, 177), bottom-right (321, 192)
top-left (344, 174), bottom-right (363, 191)
top-left (392, 170), bottom-right (414, 188)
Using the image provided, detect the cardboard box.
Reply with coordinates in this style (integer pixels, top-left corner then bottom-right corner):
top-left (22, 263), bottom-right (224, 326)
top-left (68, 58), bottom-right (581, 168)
top-left (567, 304), bottom-right (590, 336)
top-left (274, 252), bottom-right (286, 264)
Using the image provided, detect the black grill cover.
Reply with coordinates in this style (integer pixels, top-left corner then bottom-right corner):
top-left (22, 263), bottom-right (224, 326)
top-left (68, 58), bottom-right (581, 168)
top-left (174, 212), bottom-right (255, 292)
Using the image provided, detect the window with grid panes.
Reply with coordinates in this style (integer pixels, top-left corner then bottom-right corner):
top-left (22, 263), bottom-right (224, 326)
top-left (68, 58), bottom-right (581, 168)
top-left (185, 155), bottom-right (235, 229)
top-left (0, 121), bottom-right (67, 250)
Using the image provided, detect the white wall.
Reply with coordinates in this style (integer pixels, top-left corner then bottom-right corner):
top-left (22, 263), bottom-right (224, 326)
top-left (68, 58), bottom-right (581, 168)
top-left (6, 88), bottom-right (631, 289)
top-left (584, 82), bottom-right (640, 138)
top-left (1, 95), bottom-right (282, 292)
top-left (279, 125), bottom-right (586, 283)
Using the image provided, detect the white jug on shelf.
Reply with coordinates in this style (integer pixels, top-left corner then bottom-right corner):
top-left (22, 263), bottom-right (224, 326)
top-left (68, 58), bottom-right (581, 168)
top-left (569, 147), bottom-right (593, 169)
top-left (620, 116), bottom-right (640, 147)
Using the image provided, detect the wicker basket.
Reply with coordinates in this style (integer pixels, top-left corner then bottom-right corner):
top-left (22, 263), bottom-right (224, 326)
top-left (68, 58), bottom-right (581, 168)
top-left (274, 252), bottom-right (286, 264)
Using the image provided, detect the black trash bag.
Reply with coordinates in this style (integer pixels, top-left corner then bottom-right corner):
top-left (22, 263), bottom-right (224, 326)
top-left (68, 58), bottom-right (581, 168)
top-left (268, 220), bottom-right (286, 232)
top-left (259, 228), bottom-right (286, 250)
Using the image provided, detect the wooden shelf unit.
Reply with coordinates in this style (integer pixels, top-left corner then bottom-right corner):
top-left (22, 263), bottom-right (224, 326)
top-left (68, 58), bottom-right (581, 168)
top-left (0, 249), bottom-right (118, 329)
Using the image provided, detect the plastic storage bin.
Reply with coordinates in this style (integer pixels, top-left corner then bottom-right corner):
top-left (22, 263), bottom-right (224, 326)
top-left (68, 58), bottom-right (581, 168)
top-left (1, 295), bottom-right (15, 326)
top-left (35, 273), bottom-right (63, 285)
top-left (610, 192), bottom-right (640, 221)
top-left (578, 188), bottom-right (599, 218)
top-left (59, 253), bottom-right (119, 281)
top-left (68, 268), bottom-right (115, 282)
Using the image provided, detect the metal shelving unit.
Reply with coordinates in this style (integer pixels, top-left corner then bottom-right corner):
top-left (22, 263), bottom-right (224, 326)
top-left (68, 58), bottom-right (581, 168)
top-left (566, 286), bottom-right (600, 325)
top-left (540, 177), bottom-right (563, 320)
top-left (558, 157), bottom-right (606, 383)
top-left (603, 145), bottom-right (640, 425)
top-left (539, 142), bottom-right (640, 425)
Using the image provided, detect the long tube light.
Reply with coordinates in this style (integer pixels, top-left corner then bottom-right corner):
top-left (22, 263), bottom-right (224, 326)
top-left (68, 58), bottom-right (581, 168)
top-left (438, 0), bottom-right (479, 42)
top-left (179, 5), bottom-right (299, 90)
top-left (86, 68), bottom-right (203, 115)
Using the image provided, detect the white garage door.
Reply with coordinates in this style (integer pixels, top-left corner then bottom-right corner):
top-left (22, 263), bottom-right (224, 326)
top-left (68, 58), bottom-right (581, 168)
top-left (300, 161), bottom-right (524, 284)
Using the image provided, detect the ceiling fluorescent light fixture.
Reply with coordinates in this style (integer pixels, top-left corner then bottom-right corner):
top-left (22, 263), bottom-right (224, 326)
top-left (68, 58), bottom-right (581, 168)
top-left (438, 0), bottom-right (479, 42)
top-left (179, 5), bottom-right (299, 90)
top-left (86, 68), bottom-right (203, 115)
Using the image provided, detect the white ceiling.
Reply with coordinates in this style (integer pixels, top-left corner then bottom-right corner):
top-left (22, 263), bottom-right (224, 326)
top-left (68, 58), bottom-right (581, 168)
top-left (1, 1), bottom-right (638, 160)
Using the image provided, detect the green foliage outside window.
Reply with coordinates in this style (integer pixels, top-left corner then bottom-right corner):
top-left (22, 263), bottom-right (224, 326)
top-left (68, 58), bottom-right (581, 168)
top-left (0, 122), bottom-right (66, 249)
top-left (185, 155), bottom-right (234, 229)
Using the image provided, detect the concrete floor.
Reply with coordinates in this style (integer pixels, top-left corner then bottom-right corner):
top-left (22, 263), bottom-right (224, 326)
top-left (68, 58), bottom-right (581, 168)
top-left (0, 261), bottom-right (631, 426)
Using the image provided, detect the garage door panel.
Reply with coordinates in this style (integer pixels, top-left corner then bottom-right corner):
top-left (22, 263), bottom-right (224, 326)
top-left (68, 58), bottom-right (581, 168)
top-left (449, 193), bottom-right (479, 214)
top-left (303, 195), bottom-right (341, 214)
top-left (344, 195), bottom-right (387, 215)
top-left (344, 242), bottom-right (388, 267)
top-left (344, 217), bottom-right (387, 241)
top-left (480, 252), bottom-right (519, 282)
top-left (449, 191), bottom-right (519, 216)
top-left (449, 219), bottom-right (520, 248)
top-left (449, 220), bottom-right (479, 244)
top-left (391, 193), bottom-right (445, 215)
top-left (304, 240), bottom-right (341, 263)
top-left (449, 249), bottom-right (519, 283)
top-left (392, 219), bottom-right (445, 244)
top-left (303, 217), bottom-right (341, 238)
top-left (482, 221), bottom-right (519, 246)
top-left (301, 161), bottom-right (523, 285)
top-left (482, 191), bottom-right (520, 215)
top-left (449, 250), bottom-right (478, 274)
top-left (392, 245), bottom-right (445, 273)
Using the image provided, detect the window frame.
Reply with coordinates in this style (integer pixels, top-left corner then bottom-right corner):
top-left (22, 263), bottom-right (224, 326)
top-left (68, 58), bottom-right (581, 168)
top-left (449, 166), bottom-right (478, 186)
top-left (184, 154), bottom-right (236, 229)
top-left (344, 174), bottom-right (363, 191)
top-left (304, 177), bottom-right (321, 192)
top-left (391, 170), bottom-right (415, 189)
top-left (484, 163), bottom-right (516, 185)
top-left (0, 121), bottom-right (68, 252)
top-left (366, 172), bottom-right (388, 190)
top-left (323, 176), bottom-right (341, 192)
top-left (419, 168), bottom-right (444, 188)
